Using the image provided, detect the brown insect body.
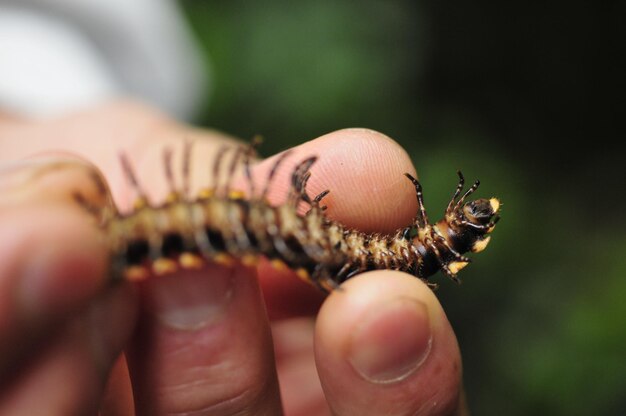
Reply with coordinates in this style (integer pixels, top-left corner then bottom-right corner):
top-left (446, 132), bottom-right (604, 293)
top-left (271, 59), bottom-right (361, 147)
top-left (103, 143), bottom-right (500, 292)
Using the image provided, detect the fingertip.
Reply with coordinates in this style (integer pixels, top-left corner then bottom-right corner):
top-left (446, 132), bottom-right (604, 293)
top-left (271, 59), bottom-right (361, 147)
top-left (319, 270), bottom-right (449, 330)
top-left (315, 271), bottom-right (463, 415)
top-left (255, 128), bottom-right (418, 233)
top-left (305, 128), bottom-right (418, 233)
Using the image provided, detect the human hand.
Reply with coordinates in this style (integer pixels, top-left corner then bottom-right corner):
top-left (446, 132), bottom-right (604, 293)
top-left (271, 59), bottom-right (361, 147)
top-left (0, 101), bottom-right (468, 415)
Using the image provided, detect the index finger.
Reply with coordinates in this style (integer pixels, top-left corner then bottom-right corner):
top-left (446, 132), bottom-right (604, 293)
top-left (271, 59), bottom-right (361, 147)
top-left (255, 128), bottom-right (418, 234)
top-left (251, 128), bottom-right (419, 318)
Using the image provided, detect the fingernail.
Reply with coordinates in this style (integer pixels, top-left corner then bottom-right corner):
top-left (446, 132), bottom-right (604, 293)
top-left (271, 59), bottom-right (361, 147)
top-left (348, 298), bottom-right (432, 383)
top-left (147, 265), bottom-right (237, 330)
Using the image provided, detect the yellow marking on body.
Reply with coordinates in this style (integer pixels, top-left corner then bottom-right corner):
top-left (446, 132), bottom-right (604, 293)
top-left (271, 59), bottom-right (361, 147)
top-left (472, 236), bottom-right (491, 252)
top-left (306, 211), bottom-right (327, 244)
top-left (389, 238), bottom-right (409, 262)
top-left (166, 191), bottom-right (181, 203)
top-left (295, 268), bottom-right (312, 283)
top-left (153, 258), bottom-right (178, 275)
top-left (198, 188), bottom-right (215, 199)
top-left (270, 259), bottom-right (288, 271)
top-left (490, 198), bottom-right (501, 213)
top-left (179, 253), bottom-right (203, 269)
top-left (345, 232), bottom-right (367, 259)
top-left (392, 236), bottom-right (409, 249)
top-left (278, 204), bottom-right (300, 234)
top-left (125, 266), bottom-right (149, 281)
top-left (228, 190), bottom-right (246, 200)
top-left (241, 254), bottom-right (259, 267)
top-left (132, 197), bottom-right (149, 211)
top-left (213, 253), bottom-right (235, 266)
top-left (418, 226), bottom-right (431, 240)
top-left (448, 261), bottom-right (469, 274)
top-left (368, 238), bottom-right (390, 264)
top-left (320, 278), bottom-right (339, 293)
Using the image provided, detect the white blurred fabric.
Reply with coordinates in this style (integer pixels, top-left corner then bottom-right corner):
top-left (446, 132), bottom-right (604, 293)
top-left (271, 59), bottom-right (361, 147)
top-left (0, 0), bottom-right (208, 120)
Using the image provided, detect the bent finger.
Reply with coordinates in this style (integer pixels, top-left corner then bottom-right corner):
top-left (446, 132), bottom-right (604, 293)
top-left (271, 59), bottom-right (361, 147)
top-left (0, 158), bottom-right (112, 378)
top-left (315, 271), bottom-right (466, 416)
top-left (252, 128), bottom-right (418, 234)
top-left (251, 128), bottom-right (418, 317)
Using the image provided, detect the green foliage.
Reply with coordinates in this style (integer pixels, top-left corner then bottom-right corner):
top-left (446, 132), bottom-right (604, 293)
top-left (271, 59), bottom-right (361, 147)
top-left (182, 0), bottom-right (422, 153)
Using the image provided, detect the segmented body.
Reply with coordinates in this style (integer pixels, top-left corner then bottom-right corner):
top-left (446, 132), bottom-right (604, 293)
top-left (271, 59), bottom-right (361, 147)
top-left (102, 142), bottom-right (501, 292)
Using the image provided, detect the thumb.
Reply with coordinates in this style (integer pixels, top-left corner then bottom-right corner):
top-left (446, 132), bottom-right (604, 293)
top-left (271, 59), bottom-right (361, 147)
top-left (315, 271), bottom-right (468, 415)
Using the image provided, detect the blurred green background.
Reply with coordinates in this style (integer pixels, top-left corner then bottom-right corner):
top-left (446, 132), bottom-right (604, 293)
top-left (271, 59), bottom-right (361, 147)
top-left (180, 1), bottom-right (625, 414)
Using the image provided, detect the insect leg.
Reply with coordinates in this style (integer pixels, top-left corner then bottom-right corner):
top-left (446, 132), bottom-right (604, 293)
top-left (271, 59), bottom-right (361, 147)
top-left (260, 149), bottom-right (294, 202)
top-left (313, 189), bottom-right (330, 205)
top-left (422, 279), bottom-right (439, 290)
top-left (227, 201), bottom-right (253, 253)
top-left (119, 152), bottom-right (150, 209)
top-left (457, 218), bottom-right (495, 232)
top-left (241, 136), bottom-right (263, 200)
top-left (72, 192), bottom-right (112, 224)
top-left (263, 208), bottom-right (300, 263)
top-left (401, 227), bottom-right (412, 240)
top-left (404, 173), bottom-right (430, 228)
top-left (163, 147), bottom-right (181, 203)
top-left (334, 262), bottom-right (353, 282)
top-left (288, 156), bottom-right (317, 207)
top-left (206, 144), bottom-right (230, 197)
top-left (339, 249), bottom-right (369, 280)
top-left (222, 145), bottom-right (245, 197)
top-left (426, 238), bottom-right (461, 284)
top-left (305, 189), bottom-right (331, 214)
top-left (182, 139), bottom-right (193, 199)
top-left (454, 178), bottom-right (480, 211)
top-left (312, 264), bottom-right (342, 293)
top-left (67, 163), bottom-right (118, 224)
top-left (311, 189), bottom-right (330, 211)
top-left (446, 171), bottom-right (465, 215)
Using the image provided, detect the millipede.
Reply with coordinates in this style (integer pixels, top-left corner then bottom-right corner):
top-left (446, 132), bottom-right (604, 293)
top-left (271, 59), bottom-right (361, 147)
top-left (91, 140), bottom-right (501, 292)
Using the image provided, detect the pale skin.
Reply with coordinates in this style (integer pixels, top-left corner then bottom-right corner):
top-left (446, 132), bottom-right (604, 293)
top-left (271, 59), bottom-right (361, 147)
top-left (0, 100), bottom-right (469, 415)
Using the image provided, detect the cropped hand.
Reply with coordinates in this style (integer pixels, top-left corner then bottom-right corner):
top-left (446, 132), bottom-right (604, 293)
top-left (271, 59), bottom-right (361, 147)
top-left (0, 101), bottom-right (468, 415)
